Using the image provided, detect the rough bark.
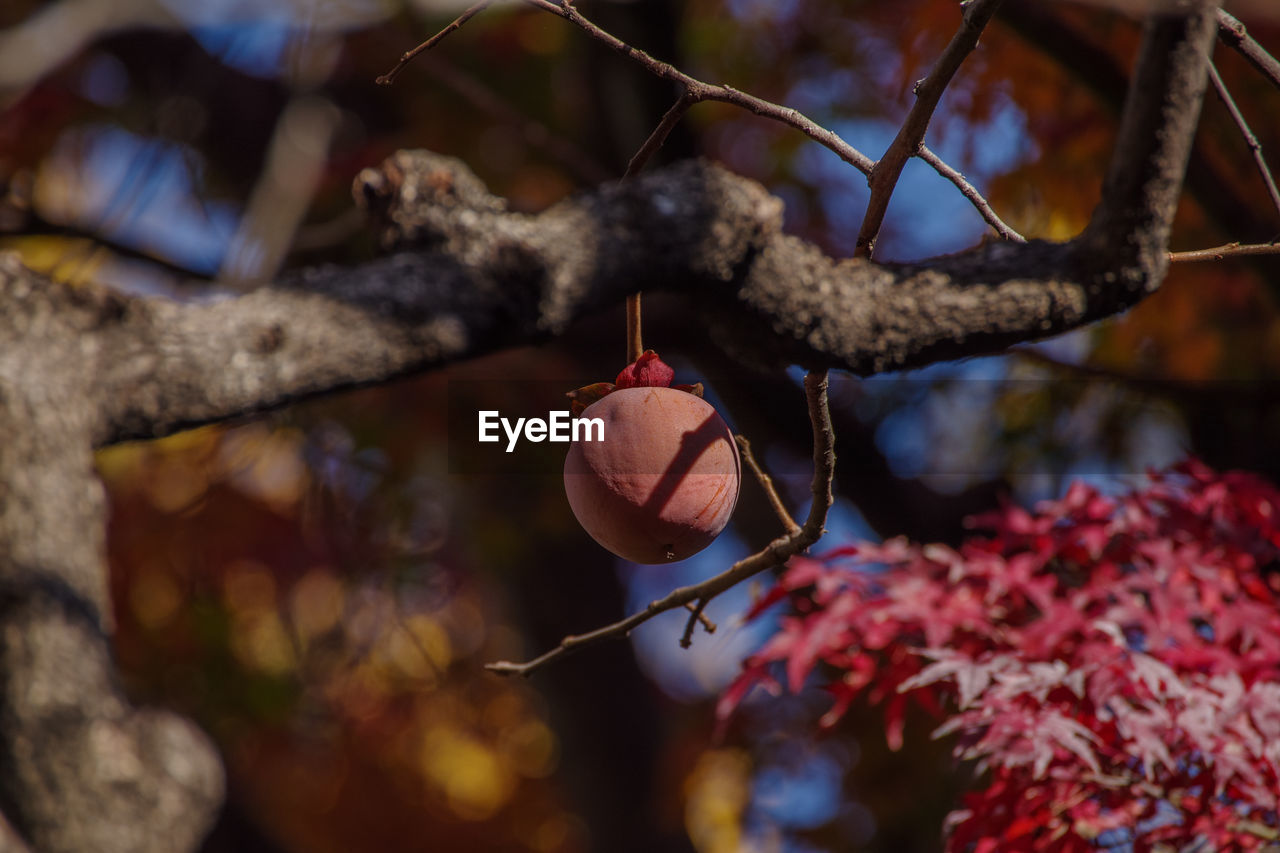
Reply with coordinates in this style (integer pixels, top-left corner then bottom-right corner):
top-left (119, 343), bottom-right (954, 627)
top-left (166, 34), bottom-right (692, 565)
top-left (0, 4), bottom-right (1218, 850)
top-left (0, 256), bottom-right (224, 853)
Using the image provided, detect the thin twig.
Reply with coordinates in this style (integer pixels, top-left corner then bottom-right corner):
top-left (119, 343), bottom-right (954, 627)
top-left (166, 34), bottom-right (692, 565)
top-left (1217, 10), bottom-right (1280, 94)
top-left (735, 434), bottom-right (800, 535)
top-left (393, 0), bottom-right (1014, 248)
top-left (519, 0), bottom-right (874, 175)
top-left (377, 0), bottom-right (492, 86)
top-left (680, 599), bottom-right (714, 649)
top-left (486, 371), bottom-right (834, 677)
top-left (625, 93), bottom-right (697, 178)
top-left (854, 0), bottom-right (1006, 258)
top-left (1207, 60), bottom-right (1280, 223)
top-left (918, 144), bottom-right (1026, 243)
top-left (1169, 240), bottom-right (1280, 263)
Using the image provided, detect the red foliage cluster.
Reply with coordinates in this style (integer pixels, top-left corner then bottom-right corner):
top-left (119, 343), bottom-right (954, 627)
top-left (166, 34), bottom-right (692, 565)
top-left (719, 461), bottom-right (1280, 850)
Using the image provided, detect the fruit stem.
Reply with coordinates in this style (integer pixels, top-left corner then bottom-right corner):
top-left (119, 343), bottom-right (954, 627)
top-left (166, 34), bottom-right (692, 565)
top-left (626, 292), bottom-right (643, 363)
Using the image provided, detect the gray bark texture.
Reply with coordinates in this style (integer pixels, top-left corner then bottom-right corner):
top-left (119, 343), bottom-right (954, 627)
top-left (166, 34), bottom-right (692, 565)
top-left (0, 5), bottom-right (1218, 851)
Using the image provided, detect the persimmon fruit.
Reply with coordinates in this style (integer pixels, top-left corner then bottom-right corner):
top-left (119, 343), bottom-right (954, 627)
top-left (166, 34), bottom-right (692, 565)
top-left (563, 386), bottom-right (741, 564)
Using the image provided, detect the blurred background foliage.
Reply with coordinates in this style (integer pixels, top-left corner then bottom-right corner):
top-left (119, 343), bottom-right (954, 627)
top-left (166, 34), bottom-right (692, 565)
top-left (1, 0), bottom-right (1279, 850)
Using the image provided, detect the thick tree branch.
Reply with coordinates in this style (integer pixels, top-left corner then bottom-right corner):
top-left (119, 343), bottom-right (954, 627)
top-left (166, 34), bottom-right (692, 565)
top-left (71, 5), bottom-right (1216, 451)
top-left (0, 255), bottom-right (224, 852)
top-left (1082, 4), bottom-right (1218, 288)
top-left (72, 168), bottom-right (1123, 447)
top-left (89, 19), bottom-right (1212, 448)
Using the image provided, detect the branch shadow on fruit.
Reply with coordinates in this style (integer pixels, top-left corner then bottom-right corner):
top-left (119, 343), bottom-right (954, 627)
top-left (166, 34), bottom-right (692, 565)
top-left (639, 413), bottom-right (733, 525)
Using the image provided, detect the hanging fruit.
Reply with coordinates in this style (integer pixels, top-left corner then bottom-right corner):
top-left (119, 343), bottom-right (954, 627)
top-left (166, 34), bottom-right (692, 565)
top-left (563, 352), bottom-right (741, 564)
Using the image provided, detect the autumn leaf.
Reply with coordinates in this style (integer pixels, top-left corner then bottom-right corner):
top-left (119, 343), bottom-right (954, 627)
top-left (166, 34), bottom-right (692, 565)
top-left (721, 462), bottom-right (1280, 850)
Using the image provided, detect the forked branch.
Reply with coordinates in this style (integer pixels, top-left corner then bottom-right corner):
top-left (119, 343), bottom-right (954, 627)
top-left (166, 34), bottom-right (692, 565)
top-left (485, 371), bottom-right (835, 677)
top-left (519, 0), bottom-right (875, 174)
top-left (377, 0), bottom-right (1026, 257)
top-left (854, 0), bottom-right (1006, 258)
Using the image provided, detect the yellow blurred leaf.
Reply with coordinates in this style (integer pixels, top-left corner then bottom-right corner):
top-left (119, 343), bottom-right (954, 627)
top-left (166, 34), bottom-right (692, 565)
top-left (420, 724), bottom-right (516, 820)
top-left (0, 234), bottom-right (108, 285)
top-left (684, 749), bottom-right (752, 853)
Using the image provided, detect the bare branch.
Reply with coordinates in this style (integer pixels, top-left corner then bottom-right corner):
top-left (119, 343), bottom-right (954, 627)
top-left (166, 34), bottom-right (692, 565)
top-left (1169, 240), bottom-right (1280, 262)
top-left (85, 81), bottom-right (1211, 451)
top-left (520, 0), bottom-right (875, 175)
top-left (485, 371), bottom-right (834, 677)
top-left (680, 599), bottom-right (714, 649)
top-left (376, 0), bottom-right (492, 86)
top-left (736, 435), bottom-right (800, 535)
top-left (1217, 9), bottom-right (1280, 93)
top-left (1207, 59), bottom-right (1280, 222)
top-left (854, 0), bottom-right (1006, 258)
top-left (0, 255), bottom-right (225, 852)
top-left (69, 2), bottom-right (1219, 451)
top-left (376, 0), bottom-right (874, 183)
top-left (1082, 5), bottom-right (1219, 286)
top-left (918, 144), bottom-right (1026, 243)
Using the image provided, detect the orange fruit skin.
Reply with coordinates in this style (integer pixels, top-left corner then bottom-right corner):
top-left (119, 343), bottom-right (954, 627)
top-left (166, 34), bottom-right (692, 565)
top-left (563, 387), bottom-right (741, 564)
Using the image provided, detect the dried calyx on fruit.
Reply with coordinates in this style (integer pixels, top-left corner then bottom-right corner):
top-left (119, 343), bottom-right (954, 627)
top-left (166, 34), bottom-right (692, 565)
top-left (563, 351), bottom-right (740, 564)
